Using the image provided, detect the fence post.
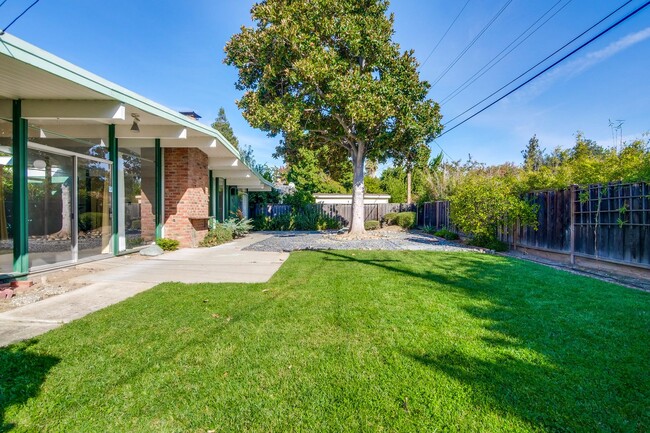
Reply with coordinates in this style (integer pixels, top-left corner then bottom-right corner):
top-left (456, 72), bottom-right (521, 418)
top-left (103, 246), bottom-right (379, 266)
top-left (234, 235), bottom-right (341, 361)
top-left (570, 184), bottom-right (576, 265)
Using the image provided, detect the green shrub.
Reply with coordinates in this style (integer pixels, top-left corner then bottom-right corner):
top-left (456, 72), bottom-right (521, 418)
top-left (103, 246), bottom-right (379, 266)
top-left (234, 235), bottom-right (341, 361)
top-left (433, 227), bottom-right (459, 240)
top-left (221, 218), bottom-right (253, 238)
top-left (270, 213), bottom-right (294, 231)
top-left (364, 220), bottom-right (380, 230)
top-left (293, 207), bottom-right (341, 231)
top-left (200, 225), bottom-right (234, 247)
top-left (382, 212), bottom-right (398, 225)
top-left (450, 172), bottom-right (538, 241)
top-left (79, 212), bottom-right (105, 232)
top-left (126, 237), bottom-right (144, 249)
top-left (283, 190), bottom-right (315, 209)
top-left (468, 235), bottom-right (509, 252)
top-left (156, 238), bottom-right (179, 251)
top-left (394, 212), bottom-right (416, 229)
top-left (252, 216), bottom-right (271, 231)
top-left (323, 216), bottom-right (342, 230)
top-left (293, 207), bottom-right (321, 231)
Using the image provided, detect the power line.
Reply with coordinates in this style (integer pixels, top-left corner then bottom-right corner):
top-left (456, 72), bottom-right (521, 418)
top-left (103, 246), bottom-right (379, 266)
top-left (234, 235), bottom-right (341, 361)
top-left (0, 1), bottom-right (9, 9)
top-left (1, 0), bottom-right (41, 35)
top-left (421, 0), bottom-right (472, 68)
top-left (432, 139), bottom-right (454, 161)
top-left (438, 0), bottom-right (650, 139)
top-left (441, 0), bottom-right (573, 106)
top-left (431, 0), bottom-right (514, 88)
top-left (443, 0), bottom-right (633, 128)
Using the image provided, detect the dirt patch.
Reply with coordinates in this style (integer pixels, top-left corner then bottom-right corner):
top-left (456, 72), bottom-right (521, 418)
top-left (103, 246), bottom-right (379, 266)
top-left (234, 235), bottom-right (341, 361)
top-left (0, 253), bottom-right (150, 312)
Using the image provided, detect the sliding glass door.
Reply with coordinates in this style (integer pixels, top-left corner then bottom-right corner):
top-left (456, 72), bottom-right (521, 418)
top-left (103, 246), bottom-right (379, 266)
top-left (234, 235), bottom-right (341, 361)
top-left (77, 158), bottom-right (112, 259)
top-left (27, 148), bottom-right (75, 267)
top-left (26, 145), bottom-right (112, 269)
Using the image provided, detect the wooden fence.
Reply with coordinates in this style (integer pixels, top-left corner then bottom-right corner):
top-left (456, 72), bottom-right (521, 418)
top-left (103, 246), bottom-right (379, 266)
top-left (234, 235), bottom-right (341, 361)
top-left (417, 201), bottom-right (451, 230)
top-left (253, 203), bottom-right (416, 226)
top-left (507, 182), bottom-right (649, 269)
top-left (420, 182), bottom-right (649, 270)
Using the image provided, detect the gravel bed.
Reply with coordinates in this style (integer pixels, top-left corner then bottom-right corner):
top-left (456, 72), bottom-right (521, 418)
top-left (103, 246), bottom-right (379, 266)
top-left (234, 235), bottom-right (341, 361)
top-left (244, 230), bottom-right (484, 253)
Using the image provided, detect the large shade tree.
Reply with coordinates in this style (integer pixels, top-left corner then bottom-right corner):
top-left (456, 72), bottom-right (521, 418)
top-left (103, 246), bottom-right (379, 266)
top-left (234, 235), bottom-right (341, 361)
top-left (225, 0), bottom-right (442, 233)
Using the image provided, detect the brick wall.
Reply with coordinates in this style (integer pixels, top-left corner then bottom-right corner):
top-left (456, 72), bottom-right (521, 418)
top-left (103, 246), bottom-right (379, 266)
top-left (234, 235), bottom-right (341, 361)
top-left (163, 148), bottom-right (209, 247)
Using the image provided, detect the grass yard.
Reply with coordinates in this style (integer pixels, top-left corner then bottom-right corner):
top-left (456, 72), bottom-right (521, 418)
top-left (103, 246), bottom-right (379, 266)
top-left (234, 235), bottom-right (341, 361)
top-left (1, 251), bottom-right (648, 432)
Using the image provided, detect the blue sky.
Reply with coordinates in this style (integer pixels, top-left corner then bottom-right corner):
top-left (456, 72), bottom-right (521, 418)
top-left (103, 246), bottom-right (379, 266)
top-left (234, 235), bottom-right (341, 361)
top-left (2, 0), bottom-right (649, 168)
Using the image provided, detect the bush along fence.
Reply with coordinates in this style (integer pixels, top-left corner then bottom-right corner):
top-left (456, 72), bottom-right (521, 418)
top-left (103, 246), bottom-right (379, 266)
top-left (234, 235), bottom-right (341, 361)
top-left (253, 203), bottom-right (416, 227)
top-left (498, 182), bottom-right (649, 270)
top-left (418, 182), bottom-right (649, 271)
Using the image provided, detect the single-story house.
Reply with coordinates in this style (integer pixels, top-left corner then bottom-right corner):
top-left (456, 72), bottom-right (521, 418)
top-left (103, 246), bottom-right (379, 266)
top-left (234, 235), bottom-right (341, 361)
top-left (313, 194), bottom-right (391, 205)
top-left (0, 33), bottom-right (272, 276)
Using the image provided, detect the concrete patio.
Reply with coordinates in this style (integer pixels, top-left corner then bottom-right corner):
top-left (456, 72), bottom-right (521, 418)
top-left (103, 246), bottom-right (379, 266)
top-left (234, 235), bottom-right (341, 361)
top-left (0, 233), bottom-right (288, 347)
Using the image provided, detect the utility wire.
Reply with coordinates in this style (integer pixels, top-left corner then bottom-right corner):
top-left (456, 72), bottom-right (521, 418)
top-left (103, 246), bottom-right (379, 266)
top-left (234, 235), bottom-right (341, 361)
top-left (0, 1), bottom-right (9, 9)
top-left (443, 0), bottom-right (633, 128)
top-left (432, 139), bottom-right (454, 161)
top-left (441, 0), bottom-right (573, 106)
top-left (421, 0), bottom-right (472, 68)
top-left (431, 0), bottom-right (513, 88)
top-left (1, 0), bottom-right (41, 35)
top-left (438, 0), bottom-right (650, 138)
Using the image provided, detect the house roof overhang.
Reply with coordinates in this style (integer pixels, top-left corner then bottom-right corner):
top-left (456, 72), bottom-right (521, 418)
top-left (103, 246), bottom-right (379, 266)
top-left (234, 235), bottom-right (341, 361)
top-left (0, 33), bottom-right (273, 191)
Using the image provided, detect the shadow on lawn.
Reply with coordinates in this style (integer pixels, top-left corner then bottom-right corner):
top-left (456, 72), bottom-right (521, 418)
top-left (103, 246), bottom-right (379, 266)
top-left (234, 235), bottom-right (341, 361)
top-left (318, 250), bottom-right (650, 432)
top-left (0, 340), bottom-right (59, 432)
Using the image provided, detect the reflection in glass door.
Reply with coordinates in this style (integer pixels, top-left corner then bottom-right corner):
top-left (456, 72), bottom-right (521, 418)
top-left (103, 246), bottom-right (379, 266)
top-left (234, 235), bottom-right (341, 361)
top-left (27, 149), bottom-right (74, 267)
top-left (77, 158), bottom-right (112, 259)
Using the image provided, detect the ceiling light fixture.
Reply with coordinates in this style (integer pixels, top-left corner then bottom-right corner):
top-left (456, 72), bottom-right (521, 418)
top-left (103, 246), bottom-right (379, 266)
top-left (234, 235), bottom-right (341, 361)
top-left (33, 159), bottom-right (46, 170)
top-left (130, 113), bottom-right (140, 133)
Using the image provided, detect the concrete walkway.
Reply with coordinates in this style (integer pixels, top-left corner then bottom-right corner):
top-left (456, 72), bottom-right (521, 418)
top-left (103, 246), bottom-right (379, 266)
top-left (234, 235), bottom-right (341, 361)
top-left (0, 233), bottom-right (288, 347)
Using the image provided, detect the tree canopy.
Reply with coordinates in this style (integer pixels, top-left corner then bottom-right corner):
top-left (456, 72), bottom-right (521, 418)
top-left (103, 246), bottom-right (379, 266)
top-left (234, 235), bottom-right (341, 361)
top-left (211, 107), bottom-right (240, 150)
top-left (225, 0), bottom-right (442, 232)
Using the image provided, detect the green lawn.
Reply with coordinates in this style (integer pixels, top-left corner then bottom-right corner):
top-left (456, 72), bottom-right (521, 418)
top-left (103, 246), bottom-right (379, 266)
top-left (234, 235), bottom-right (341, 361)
top-left (1, 251), bottom-right (649, 432)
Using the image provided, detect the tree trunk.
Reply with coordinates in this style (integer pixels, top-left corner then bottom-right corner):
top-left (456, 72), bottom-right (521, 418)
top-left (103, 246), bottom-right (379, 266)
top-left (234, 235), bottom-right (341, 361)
top-left (407, 171), bottom-right (412, 204)
top-left (349, 150), bottom-right (366, 234)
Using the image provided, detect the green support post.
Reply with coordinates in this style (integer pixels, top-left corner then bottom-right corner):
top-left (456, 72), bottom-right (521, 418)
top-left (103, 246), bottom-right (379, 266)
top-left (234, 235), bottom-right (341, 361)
top-left (215, 177), bottom-right (221, 222)
top-left (155, 139), bottom-right (162, 239)
top-left (109, 125), bottom-right (119, 255)
top-left (12, 101), bottom-right (29, 274)
top-left (209, 170), bottom-right (214, 218)
top-left (224, 179), bottom-right (228, 219)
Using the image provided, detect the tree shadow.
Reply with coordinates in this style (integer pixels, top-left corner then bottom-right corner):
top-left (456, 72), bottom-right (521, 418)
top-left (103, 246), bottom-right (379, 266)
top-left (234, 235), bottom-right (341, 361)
top-left (317, 249), bottom-right (650, 431)
top-left (0, 340), bottom-right (59, 432)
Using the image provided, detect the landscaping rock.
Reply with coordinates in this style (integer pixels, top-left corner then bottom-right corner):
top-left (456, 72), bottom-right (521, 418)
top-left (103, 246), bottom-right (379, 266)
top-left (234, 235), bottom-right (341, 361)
top-left (140, 245), bottom-right (164, 257)
top-left (246, 230), bottom-right (482, 253)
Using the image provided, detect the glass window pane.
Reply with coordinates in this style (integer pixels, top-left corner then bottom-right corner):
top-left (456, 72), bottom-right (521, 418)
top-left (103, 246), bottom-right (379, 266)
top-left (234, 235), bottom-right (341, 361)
top-left (27, 149), bottom-right (74, 267)
top-left (77, 158), bottom-right (112, 259)
top-left (119, 143), bottom-right (156, 251)
top-left (0, 119), bottom-right (13, 273)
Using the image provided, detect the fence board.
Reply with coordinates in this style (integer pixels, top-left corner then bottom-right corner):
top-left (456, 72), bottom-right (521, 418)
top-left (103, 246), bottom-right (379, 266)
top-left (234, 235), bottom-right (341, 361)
top-left (253, 202), bottom-right (415, 226)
